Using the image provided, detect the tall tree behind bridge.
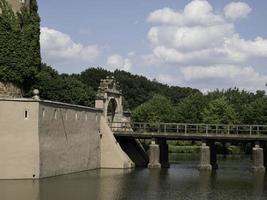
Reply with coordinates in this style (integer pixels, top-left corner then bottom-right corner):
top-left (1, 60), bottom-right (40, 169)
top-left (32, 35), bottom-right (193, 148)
top-left (0, 0), bottom-right (41, 94)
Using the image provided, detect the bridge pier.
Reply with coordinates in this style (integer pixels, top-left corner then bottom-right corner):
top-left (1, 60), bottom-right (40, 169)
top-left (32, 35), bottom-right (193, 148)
top-left (252, 144), bottom-right (265, 173)
top-left (156, 138), bottom-right (170, 168)
top-left (199, 142), bottom-right (212, 171)
top-left (208, 141), bottom-right (218, 170)
top-left (147, 141), bottom-right (161, 169)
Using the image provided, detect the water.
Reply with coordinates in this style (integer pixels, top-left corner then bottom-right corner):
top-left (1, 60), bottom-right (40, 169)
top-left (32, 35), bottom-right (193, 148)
top-left (1, 154), bottom-right (267, 200)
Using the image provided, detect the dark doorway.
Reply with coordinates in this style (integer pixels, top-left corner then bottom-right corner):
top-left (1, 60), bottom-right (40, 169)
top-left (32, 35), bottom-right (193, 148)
top-left (107, 98), bottom-right (117, 123)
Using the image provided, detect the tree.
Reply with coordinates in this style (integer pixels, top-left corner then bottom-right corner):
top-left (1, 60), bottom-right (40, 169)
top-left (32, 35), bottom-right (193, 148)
top-left (132, 95), bottom-right (173, 123)
top-left (32, 64), bottom-right (95, 106)
top-left (175, 93), bottom-right (206, 123)
top-left (202, 97), bottom-right (239, 124)
top-left (242, 98), bottom-right (267, 124)
top-left (60, 75), bottom-right (95, 106)
top-left (80, 67), bottom-right (112, 91)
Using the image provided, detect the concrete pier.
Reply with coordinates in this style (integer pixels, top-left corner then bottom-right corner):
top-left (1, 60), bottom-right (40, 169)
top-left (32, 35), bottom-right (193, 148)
top-left (157, 138), bottom-right (170, 168)
top-left (148, 141), bottom-right (161, 169)
top-left (252, 144), bottom-right (265, 173)
top-left (199, 143), bottom-right (212, 171)
top-left (209, 141), bottom-right (218, 170)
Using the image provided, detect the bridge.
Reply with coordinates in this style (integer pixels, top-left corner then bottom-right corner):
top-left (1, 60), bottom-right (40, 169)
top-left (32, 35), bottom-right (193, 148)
top-left (110, 122), bottom-right (267, 172)
top-left (92, 77), bottom-right (267, 173)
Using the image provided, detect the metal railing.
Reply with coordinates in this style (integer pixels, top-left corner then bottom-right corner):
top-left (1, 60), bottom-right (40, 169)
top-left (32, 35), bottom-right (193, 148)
top-left (109, 122), bottom-right (267, 136)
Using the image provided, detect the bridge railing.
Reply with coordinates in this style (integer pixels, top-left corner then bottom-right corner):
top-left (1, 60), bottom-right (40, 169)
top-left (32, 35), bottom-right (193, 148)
top-left (109, 122), bottom-right (267, 136)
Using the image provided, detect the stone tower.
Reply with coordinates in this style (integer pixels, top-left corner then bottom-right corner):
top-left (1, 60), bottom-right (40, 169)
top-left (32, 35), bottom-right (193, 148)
top-left (5, 0), bottom-right (30, 13)
top-left (0, 0), bottom-right (30, 97)
top-left (95, 76), bottom-right (124, 123)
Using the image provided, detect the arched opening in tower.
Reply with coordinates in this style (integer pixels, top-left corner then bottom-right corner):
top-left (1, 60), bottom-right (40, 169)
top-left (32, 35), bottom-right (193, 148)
top-left (107, 98), bottom-right (117, 123)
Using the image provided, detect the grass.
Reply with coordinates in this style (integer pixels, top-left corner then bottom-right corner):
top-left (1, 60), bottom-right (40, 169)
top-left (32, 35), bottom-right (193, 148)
top-left (168, 145), bottom-right (200, 154)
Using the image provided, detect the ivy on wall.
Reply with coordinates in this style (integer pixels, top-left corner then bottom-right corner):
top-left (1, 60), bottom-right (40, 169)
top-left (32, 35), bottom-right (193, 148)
top-left (0, 0), bottom-right (41, 93)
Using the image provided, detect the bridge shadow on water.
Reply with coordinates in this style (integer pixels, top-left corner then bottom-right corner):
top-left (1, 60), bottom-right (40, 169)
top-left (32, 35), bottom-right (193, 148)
top-left (1, 156), bottom-right (267, 200)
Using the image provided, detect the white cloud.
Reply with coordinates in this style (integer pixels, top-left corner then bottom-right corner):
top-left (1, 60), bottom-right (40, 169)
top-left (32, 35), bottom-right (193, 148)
top-left (225, 35), bottom-right (267, 58)
top-left (128, 51), bottom-right (136, 57)
top-left (148, 23), bottom-right (234, 50)
top-left (148, 1), bottom-right (224, 26)
top-left (145, 0), bottom-right (267, 92)
top-left (148, 7), bottom-right (183, 25)
top-left (156, 73), bottom-right (183, 86)
top-left (40, 27), bottom-right (99, 69)
top-left (224, 2), bottom-right (252, 20)
top-left (106, 54), bottom-right (132, 71)
top-left (146, 0), bottom-right (266, 67)
top-left (181, 65), bottom-right (267, 91)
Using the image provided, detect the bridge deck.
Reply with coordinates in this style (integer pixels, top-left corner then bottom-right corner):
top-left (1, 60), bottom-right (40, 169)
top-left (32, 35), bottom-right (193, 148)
top-left (114, 132), bottom-right (267, 142)
top-left (111, 122), bottom-right (267, 142)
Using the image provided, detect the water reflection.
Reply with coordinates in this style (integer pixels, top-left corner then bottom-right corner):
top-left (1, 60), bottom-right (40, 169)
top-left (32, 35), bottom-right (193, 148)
top-left (198, 170), bottom-right (212, 199)
top-left (0, 180), bottom-right (39, 200)
top-left (0, 155), bottom-right (267, 200)
top-left (97, 169), bottom-right (133, 200)
top-left (253, 173), bottom-right (265, 198)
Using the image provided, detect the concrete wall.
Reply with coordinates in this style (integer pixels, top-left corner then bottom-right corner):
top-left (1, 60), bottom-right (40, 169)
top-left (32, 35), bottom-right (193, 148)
top-left (0, 100), bottom-right (39, 179)
top-left (0, 97), bottom-right (133, 179)
top-left (38, 101), bottom-right (102, 178)
top-left (100, 116), bottom-right (134, 168)
top-left (0, 98), bottom-right (102, 179)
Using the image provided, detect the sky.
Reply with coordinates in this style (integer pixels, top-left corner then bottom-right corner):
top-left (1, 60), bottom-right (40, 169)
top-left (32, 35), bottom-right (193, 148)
top-left (38, 0), bottom-right (267, 92)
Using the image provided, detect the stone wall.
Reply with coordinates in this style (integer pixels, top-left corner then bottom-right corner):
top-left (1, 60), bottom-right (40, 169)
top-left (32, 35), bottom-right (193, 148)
top-left (0, 82), bottom-right (22, 97)
top-left (0, 95), bottom-right (134, 179)
top-left (38, 101), bottom-right (102, 178)
top-left (0, 100), bottom-right (39, 179)
top-left (5, 0), bottom-right (29, 13)
top-left (0, 98), bottom-right (102, 179)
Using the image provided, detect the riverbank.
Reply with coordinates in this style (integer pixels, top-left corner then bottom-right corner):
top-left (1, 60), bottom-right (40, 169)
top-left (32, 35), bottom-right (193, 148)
top-left (168, 143), bottom-right (242, 154)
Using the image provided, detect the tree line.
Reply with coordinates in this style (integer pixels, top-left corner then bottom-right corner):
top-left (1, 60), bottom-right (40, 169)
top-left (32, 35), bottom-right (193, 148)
top-left (132, 89), bottom-right (267, 125)
top-left (23, 64), bottom-right (267, 125)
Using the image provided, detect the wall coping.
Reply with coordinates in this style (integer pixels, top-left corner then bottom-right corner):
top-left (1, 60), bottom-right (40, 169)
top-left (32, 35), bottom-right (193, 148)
top-left (0, 97), bottom-right (103, 112)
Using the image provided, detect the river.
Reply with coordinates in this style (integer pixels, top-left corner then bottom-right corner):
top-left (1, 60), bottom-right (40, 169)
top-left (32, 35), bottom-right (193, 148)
top-left (1, 154), bottom-right (267, 200)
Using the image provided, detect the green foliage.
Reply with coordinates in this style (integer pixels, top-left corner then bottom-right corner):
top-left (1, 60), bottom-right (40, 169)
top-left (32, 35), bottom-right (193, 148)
top-left (168, 145), bottom-right (199, 154)
top-left (174, 93), bottom-right (206, 123)
top-left (227, 145), bottom-right (241, 154)
top-left (242, 98), bottom-right (267, 124)
top-left (80, 68), bottom-right (199, 110)
top-left (0, 0), bottom-right (41, 93)
top-left (32, 64), bottom-right (95, 106)
top-left (127, 79), bottom-right (267, 125)
top-left (80, 67), bottom-right (112, 91)
top-left (220, 88), bottom-right (263, 120)
top-left (202, 97), bottom-right (239, 124)
top-left (132, 95), bottom-right (173, 123)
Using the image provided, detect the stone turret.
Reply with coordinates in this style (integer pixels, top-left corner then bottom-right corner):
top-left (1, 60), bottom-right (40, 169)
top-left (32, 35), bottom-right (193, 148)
top-left (95, 76), bottom-right (123, 122)
top-left (4, 0), bottom-right (30, 13)
top-left (96, 76), bottom-right (122, 100)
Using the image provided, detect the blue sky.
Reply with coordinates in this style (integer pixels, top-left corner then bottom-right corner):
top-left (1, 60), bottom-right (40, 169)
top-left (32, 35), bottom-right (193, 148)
top-left (38, 0), bottom-right (267, 92)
